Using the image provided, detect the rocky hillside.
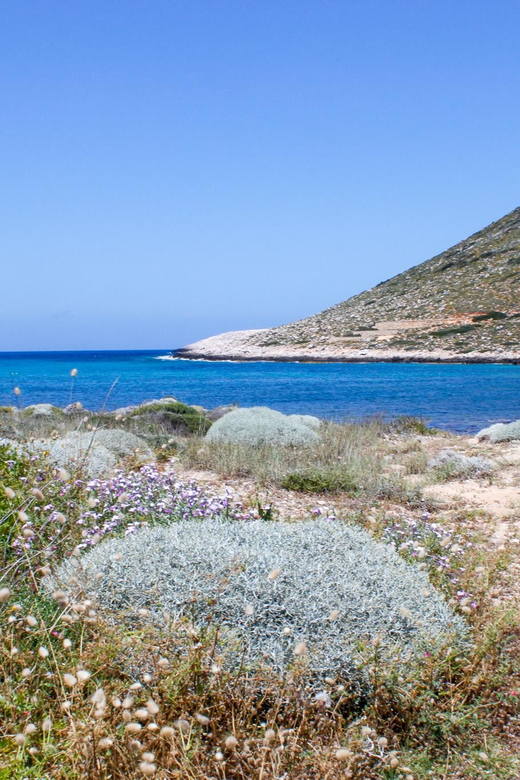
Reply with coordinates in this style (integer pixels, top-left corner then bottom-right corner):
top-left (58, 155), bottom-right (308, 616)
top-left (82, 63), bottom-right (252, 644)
top-left (176, 207), bottom-right (520, 362)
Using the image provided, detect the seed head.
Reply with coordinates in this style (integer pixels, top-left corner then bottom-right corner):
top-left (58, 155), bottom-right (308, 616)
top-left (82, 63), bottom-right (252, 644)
top-left (24, 723), bottom-right (37, 735)
top-left (63, 673), bottom-right (77, 687)
top-left (38, 647), bottom-right (49, 659)
top-left (244, 604), bottom-right (254, 616)
top-left (4, 486), bottom-right (15, 499)
top-left (293, 641), bottom-right (307, 656)
top-left (139, 762), bottom-right (156, 776)
top-left (41, 718), bottom-right (52, 733)
top-left (57, 468), bottom-right (70, 482)
top-left (264, 728), bottom-right (276, 743)
top-left (134, 708), bottom-right (150, 721)
top-left (26, 615), bottom-right (38, 627)
top-left (76, 669), bottom-right (91, 682)
top-left (91, 688), bottom-right (107, 707)
top-left (225, 735), bottom-right (238, 749)
top-left (141, 752), bottom-right (155, 763)
top-left (31, 488), bottom-right (45, 501)
top-left (22, 668), bottom-right (32, 678)
top-left (268, 568), bottom-right (281, 581)
top-left (14, 733), bottom-right (26, 746)
top-left (195, 713), bottom-right (210, 726)
top-left (18, 511), bottom-right (29, 523)
top-left (215, 751), bottom-right (224, 761)
top-left (174, 719), bottom-right (190, 733)
top-left (146, 699), bottom-right (159, 715)
top-left (126, 723), bottom-right (142, 734)
top-left (0, 588), bottom-right (12, 603)
top-left (160, 726), bottom-right (175, 738)
top-left (99, 738), bottom-right (113, 749)
top-left (335, 748), bottom-right (352, 761)
top-left (63, 638), bottom-right (72, 649)
top-left (328, 609), bottom-right (340, 620)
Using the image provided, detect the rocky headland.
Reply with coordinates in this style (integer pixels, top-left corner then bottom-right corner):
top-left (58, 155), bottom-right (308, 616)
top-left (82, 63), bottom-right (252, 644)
top-left (175, 207), bottom-right (520, 363)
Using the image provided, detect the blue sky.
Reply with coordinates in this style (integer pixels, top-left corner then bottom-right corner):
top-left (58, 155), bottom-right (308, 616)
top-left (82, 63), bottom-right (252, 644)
top-left (1, 1), bottom-right (519, 350)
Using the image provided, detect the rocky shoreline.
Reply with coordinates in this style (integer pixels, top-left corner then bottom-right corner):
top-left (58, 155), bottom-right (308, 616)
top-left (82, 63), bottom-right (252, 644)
top-left (174, 348), bottom-right (520, 365)
top-left (172, 328), bottom-right (520, 365)
top-left (173, 330), bottom-right (520, 365)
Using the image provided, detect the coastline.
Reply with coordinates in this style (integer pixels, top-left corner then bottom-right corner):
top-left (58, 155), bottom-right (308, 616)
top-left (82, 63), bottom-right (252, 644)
top-left (173, 328), bottom-right (520, 365)
top-left (173, 349), bottom-right (520, 365)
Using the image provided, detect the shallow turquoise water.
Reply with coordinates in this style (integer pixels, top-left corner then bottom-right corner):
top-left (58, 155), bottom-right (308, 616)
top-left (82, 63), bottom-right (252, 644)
top-left (0, 351), bottom-right (519, 433)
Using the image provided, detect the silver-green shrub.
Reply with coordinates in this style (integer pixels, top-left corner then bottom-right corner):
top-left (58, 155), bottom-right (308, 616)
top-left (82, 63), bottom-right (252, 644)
top-left (205, 406), bottom-right (321, 446)
top-left (428, 448), bottom-right (493, 477)
top-left (477, 420), bottom-right (520, 443)
top-left (53, 519), bottom-right (466, 681)
top-left (31, 429), bottom-right (153, 477)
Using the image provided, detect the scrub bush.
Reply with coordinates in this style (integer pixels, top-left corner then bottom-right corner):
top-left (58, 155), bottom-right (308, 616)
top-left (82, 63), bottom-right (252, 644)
top-left (52, 519), bottom-right (466, 683)
top-left (428, 448), bottom-right (494, 478)
top-left (477, 420), bottom-right (520, 443)
top-left (205, 406), bottom-right (321, 446)
top-left (282, 469), bottom-right (358, 493)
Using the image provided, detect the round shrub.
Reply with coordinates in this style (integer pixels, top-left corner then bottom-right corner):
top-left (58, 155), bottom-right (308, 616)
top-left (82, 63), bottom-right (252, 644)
top-left (31, 429), bottom-right (153, 477)
top-left (205, 406), bottom-right (321, 446)
top-left (427, 449), bottom-right (493, 477)
top-left (52, 519), bottom-right (466, 682)
top-left (477, 420), bottom-right (520, 443)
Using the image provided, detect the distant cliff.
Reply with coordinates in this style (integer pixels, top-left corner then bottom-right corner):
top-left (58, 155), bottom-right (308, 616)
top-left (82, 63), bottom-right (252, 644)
top-left (175, 207), bottom-right (520, 363)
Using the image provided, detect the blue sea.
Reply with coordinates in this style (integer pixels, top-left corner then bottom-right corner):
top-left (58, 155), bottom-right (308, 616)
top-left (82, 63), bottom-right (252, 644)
top-left (0, 350), bottom-right (519, 434)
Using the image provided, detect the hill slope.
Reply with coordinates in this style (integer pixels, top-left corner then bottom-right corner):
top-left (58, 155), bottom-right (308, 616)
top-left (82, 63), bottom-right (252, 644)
top-left (176, 207), bottom-right (520, 362)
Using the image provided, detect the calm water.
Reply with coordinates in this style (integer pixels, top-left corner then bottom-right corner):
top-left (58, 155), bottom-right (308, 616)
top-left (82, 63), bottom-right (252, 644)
top-left (0, 351), bottom-right (519, 433)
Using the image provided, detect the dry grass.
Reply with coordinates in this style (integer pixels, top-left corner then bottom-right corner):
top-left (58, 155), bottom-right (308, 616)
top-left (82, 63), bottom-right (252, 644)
top-left (180, 419), bottom-right (426, 505)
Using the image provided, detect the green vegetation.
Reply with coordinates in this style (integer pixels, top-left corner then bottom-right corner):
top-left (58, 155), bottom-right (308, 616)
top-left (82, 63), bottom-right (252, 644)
top-left (282, 468), bottom-right (358, 493)
top-left (129, 399), bottom-right (212, 435)
top-left (472, 311), bottom-right (508, 322)
top-left (431, 324), bottom-right (478, 337)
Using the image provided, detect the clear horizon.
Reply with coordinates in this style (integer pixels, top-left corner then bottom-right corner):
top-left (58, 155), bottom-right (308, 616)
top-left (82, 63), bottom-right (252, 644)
top-left (1, 1), bottom-right (519, 350)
